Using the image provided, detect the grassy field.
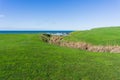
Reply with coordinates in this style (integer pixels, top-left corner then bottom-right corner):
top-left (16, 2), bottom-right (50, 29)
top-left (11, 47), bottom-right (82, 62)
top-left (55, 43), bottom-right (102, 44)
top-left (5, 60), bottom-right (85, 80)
top-left (0, 32), bottom-right (120, 80)
top-left (64, 27), bottom-right (120, 45)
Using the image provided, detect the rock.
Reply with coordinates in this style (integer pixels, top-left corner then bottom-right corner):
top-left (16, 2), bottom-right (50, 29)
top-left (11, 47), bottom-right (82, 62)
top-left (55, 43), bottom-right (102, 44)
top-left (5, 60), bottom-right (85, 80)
top-left (40, 34), bottom-right (51, 42)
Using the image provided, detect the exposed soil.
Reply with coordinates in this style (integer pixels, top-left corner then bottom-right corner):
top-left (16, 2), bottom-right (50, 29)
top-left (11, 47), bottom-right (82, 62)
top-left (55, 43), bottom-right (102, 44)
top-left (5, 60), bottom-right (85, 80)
top-left (41, 34), bottom-right (120, 53)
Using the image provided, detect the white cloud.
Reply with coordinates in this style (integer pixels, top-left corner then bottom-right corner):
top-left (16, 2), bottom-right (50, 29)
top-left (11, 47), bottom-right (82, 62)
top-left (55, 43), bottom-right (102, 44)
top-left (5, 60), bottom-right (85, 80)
top-left (0, 14), bottom-right (5, 18)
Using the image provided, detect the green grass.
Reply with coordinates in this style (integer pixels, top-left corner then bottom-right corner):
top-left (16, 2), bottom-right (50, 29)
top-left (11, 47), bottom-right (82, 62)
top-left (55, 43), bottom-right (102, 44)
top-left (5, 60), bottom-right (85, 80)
top-left (64, 27), bottom-right (120, 45)
top-left (1, 34), bottom-right (120, 80)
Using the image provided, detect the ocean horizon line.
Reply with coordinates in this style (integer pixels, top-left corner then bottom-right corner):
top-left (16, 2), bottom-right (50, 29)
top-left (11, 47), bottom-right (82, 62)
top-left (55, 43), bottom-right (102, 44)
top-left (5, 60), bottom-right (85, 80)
top-left (0, 31), bottom-right (73, 35)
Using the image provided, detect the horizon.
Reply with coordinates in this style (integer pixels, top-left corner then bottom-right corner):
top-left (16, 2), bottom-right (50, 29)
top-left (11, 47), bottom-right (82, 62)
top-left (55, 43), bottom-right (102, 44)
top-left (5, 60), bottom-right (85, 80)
top-left (0, 0), bottom-right (120, 30)
top-left (0, 26), bottom-right (120, 31)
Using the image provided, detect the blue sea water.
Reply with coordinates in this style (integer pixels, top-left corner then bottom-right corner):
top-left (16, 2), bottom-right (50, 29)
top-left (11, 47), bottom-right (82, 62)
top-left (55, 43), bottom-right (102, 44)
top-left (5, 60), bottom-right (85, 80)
top-left (0, 31), bottom-right (73, 35)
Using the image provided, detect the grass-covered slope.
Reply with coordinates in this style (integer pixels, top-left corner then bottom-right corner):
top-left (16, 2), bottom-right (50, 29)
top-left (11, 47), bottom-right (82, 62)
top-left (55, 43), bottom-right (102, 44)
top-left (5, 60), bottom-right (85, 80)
top-left (64, 27), bottom-right (120, 45)
top-left (0, 34), bottom-right (120, 80)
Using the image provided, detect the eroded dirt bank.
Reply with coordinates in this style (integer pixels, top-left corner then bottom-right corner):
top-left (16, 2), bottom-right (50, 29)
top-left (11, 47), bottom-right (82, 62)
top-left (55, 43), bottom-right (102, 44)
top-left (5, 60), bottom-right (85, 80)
top-left (41, 34), bottom-right (120, 53)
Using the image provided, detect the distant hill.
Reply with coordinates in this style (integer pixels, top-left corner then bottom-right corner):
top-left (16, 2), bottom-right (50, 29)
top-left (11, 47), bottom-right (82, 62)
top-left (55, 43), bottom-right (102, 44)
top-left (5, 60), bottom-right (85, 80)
top-left (64, 27), bottom-right (120, 45)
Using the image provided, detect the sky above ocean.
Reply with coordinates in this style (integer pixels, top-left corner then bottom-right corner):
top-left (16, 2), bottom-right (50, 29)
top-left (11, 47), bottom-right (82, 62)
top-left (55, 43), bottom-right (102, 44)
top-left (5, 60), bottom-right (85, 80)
top-left (0, 0), bottom-right (120, 30)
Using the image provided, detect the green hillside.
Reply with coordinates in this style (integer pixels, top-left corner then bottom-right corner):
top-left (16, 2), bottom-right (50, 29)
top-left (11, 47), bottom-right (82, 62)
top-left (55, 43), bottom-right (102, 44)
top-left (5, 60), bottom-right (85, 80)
top-left (64, 27), bottom-right (120, 45)
top-left (0, 33), bottom-right (120, 80)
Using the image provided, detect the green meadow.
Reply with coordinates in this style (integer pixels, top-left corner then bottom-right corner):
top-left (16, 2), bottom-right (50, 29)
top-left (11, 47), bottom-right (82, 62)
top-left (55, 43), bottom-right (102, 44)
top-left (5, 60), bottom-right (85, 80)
top-left (64, 27), bottom-right (120, 45)
top-left (1, 27), bottom-right (120, 80)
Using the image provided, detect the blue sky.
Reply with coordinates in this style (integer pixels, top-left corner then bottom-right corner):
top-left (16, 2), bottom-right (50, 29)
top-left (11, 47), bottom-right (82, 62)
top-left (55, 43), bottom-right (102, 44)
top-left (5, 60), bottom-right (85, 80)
top-left (0, 0), bottom-right (120, 30)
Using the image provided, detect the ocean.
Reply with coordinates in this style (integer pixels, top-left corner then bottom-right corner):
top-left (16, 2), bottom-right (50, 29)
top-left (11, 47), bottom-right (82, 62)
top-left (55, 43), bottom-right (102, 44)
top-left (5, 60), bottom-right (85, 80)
top-left (0, 31), bottom-right (73, 35)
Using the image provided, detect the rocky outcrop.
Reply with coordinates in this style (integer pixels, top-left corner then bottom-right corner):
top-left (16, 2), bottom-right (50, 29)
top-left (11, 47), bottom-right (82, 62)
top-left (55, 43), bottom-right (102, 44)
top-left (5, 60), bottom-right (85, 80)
top-left (41, 34), bottom-right (120, 53)
top-left (60, 42), bottom-right (91, 50)
top-left (49, 36), bottom-right (63, 45)
top-left (40, 34), bottom-right (51, 42)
